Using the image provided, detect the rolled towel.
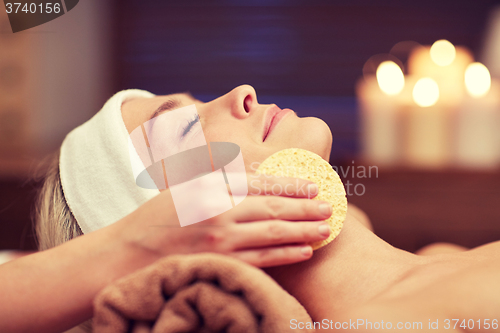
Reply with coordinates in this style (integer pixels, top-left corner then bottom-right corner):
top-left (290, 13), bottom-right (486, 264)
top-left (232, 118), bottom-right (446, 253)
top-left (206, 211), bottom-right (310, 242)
top-left (93, 253), bottom-right (313, 333)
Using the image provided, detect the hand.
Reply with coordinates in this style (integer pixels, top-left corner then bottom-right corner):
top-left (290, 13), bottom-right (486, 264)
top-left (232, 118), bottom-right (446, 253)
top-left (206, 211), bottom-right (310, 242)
top-left (118, 173), bottom-right (333, 267)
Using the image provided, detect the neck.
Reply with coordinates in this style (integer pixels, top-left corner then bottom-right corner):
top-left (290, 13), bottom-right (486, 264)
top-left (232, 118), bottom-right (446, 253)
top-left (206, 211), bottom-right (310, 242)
top-left (264, 212), bottom-right (420, 321)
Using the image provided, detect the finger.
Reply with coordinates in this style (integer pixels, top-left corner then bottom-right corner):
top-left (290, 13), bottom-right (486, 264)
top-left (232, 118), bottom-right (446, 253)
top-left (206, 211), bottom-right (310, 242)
top-left (246, 173), bottom-right (318, 198)
top-left (230, 245), bottom-right (314, 268)
top-left (233, 195), bottom-right (332, 222)
top-left (228, 221), bottom-right (331, 249)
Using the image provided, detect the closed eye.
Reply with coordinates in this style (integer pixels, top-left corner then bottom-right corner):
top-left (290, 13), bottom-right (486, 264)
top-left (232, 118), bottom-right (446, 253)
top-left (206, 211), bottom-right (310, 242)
top-left (181, 114), bottom-right (200, 137)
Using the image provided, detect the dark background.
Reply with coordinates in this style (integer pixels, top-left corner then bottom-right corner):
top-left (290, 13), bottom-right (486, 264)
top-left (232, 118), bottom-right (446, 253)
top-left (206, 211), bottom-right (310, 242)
top-left (114, 0), bottom-right (496, 97)
top-left (1, 0), bottom-right (500, 252)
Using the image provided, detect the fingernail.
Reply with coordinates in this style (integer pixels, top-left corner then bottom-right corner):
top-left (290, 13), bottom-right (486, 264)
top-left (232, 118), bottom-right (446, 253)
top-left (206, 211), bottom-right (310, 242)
top-left (318, 224), bottom-right (331, 237)
top-left (307, 184), bottom-right (318, 196)
top-left (319, 203), bottom-right (332, 216)
top-left (301, 246), bottom-right (312, 257)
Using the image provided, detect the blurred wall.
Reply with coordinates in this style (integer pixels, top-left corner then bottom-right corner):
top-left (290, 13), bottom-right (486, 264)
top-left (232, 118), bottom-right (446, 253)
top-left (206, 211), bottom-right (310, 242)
top-left (29, 0), bottom-right (113, 153)
top-left (115, 0), bottom-right (497, 97)
top-left (0, 0), bottom-right (112, 168)
top-left (0, 0), bottom-right (113, 249)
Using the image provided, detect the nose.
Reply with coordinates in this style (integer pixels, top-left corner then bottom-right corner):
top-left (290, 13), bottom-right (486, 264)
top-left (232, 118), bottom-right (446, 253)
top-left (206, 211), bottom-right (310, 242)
top-left (225, 84), bottom-right (258, 119)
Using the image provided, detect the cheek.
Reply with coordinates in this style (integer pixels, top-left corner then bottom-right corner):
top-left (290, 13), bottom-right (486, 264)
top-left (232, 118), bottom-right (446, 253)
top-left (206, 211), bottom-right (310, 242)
top-left (201, 118), bottom-right (332, 172)
top-left (202, 123), bottom-right (252, 151)
top-left (203, 125), bottom-right (264, 173)
top-left (285, 117), bottom-right (332, 160)
top-left (241, 148), bottom-right (271, 173)
top-left (201, 121), bottom-right (228, 143)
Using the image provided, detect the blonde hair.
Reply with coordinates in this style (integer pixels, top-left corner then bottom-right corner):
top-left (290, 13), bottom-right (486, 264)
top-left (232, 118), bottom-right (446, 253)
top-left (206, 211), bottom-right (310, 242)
top-left (35, 150), bottom-right (83, 251)
top-left (34, 150), bottom-right (92, 332)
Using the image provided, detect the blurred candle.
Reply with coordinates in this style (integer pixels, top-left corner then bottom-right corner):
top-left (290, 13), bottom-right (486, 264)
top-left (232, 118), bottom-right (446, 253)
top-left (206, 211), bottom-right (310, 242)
top-left (406, 77), bottom-right (451, 167)
top-left (456, 63), bottom-right (500, 168)
top-left (376, 61), bottom-right (405, 95)
top-left (408, 40), bottom-right (473, 108)
top-left (357, 61), bottom-right (405, 166)
top-left (430, 39), bottom-right (456, 66)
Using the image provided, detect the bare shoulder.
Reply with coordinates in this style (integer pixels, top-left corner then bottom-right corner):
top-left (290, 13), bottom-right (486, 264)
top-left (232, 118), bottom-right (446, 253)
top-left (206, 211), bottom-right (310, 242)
top-left (336, 241), bottom-right (500, 332)
top-left (468, 239), bottom-right (500, 257)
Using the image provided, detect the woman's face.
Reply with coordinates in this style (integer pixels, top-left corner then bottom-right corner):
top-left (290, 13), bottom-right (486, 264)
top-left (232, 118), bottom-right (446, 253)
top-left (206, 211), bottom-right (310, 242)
top-left (122, 85), bottom-right (332, 172)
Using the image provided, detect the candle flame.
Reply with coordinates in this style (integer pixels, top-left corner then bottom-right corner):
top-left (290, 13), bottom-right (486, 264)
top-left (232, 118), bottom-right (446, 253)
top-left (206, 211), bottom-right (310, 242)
top-left (376, 61), bottom-right (405, 95)
top-left (413, 78), bottom-right (440, 107)
top-left (464, 62), bottom-right (491, 97)
top-left (430, 40), bottom-right (456, 66)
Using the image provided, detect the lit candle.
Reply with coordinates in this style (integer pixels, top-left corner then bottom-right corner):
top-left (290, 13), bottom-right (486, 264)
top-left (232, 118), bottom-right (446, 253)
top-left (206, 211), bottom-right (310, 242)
top-left (357, 61), bottom-right (405, 166)
top-left (408, 40), bottom-right (473, 108)
top-left (456, 63), bottom-right (500, 168)
top-left (406, 77), bottom-right (451, 167)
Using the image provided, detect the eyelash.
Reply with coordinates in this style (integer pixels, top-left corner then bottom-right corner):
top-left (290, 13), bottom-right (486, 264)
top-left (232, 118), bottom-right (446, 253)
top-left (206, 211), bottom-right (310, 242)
top-left (181, 114), bottom-right (200, 137)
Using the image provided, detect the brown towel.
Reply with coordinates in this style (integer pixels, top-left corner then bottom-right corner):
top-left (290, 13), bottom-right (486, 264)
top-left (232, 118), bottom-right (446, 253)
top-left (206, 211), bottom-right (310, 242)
top-left (93, 253), bottom-right (313, 333)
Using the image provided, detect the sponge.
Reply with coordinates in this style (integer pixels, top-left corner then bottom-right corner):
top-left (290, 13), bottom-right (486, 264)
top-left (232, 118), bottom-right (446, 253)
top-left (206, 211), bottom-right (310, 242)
top-left (255, 148), bottom-right (347, 250)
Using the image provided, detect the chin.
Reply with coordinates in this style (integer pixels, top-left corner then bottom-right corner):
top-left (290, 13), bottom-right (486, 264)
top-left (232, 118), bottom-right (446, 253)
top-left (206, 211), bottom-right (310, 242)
top-left (293, 117), bottom-right (332, 160)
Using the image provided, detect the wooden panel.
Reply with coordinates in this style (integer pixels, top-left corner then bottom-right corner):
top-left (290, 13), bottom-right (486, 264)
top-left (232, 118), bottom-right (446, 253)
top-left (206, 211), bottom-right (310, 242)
top-left (0, 10), bottom-right (31, 155)
top-left (346, 168), bottom-right (500, 252)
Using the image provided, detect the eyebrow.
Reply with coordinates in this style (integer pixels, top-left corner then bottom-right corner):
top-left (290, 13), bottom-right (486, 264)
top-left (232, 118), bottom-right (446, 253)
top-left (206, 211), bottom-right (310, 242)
top-left (149, 92), bottom-right (197, 121)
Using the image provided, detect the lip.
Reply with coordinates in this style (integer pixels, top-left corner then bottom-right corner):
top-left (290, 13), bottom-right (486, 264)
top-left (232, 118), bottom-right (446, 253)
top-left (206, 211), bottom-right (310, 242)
top-left (262, 105), bottom-right (294, 142)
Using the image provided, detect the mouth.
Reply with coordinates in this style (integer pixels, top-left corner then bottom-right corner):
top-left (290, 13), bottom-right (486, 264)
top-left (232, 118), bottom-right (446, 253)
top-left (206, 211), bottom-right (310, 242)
top-left (262, 105), bottom-right (294, 142)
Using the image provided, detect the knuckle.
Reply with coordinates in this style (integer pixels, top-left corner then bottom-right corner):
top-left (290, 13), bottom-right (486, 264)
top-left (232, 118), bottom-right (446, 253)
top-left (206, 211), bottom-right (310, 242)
top-left (265, 197), bottom-right (284, 219)
top-left (203, 229), bottom-right (227, 249)
top-left (267, 223), bottom-right (286, 243)
top-left (257, 248), bottom-right (273, 264)
top-left (303, 200), bottom-right (317, 216)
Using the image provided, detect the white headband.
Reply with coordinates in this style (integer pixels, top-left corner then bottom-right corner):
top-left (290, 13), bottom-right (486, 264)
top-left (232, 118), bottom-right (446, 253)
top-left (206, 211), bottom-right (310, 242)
top-left (59, 89), bottom-right (160, 234)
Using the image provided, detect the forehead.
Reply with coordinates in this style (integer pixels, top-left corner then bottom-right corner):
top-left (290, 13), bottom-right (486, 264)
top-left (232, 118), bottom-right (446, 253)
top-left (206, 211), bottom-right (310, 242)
top-left (121, 93), bottom-right (192, 133)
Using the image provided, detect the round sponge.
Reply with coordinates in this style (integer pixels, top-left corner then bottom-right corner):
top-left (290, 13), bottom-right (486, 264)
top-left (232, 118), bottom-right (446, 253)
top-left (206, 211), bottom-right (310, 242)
top-left (255, 148), bottom-right (347, 250)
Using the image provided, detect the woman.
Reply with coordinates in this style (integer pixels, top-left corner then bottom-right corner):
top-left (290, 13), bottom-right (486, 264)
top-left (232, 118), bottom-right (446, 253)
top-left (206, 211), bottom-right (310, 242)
top-left (0, 86), bottom-right (335, 333)
top-left (110, 85), bottom-right (500, 330)
top-left (38, 86), bottom-right (336, 261)
top-left (5, 85), bottom-right (499, 332)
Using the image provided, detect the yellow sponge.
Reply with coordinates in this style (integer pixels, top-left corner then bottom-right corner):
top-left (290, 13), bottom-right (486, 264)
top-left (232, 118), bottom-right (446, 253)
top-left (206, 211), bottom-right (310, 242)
top-left (255, 148), bottom-right (347, 250)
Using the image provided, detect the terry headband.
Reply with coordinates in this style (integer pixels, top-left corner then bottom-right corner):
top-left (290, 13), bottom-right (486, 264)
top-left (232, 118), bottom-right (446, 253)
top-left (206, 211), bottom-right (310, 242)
top-left (59, 89), bottom-right (160, 234)
top-left (60, 89), bottom-right (248, 233)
